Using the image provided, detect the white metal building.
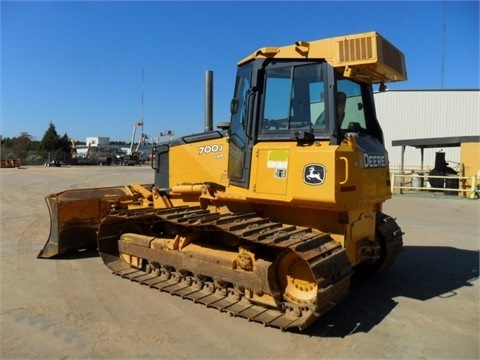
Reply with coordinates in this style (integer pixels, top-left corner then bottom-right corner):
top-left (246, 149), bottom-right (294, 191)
top-left (85, 137), bottom-right (110, 146)
top-left (373, 89), bottom-right (480, 171)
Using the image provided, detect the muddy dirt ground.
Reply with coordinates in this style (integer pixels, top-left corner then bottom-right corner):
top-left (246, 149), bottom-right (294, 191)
top-left (1, 166), bottom-right (478, 359)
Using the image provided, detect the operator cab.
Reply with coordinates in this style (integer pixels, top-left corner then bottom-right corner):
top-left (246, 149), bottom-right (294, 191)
top-left (230, 60), bottom-right (383, 144)
top-left (228, 59), bottom-right (384, 186)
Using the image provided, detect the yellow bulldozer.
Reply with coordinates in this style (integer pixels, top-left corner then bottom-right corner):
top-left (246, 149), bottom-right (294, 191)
top-left (38, 31), bottom-right (406, 331)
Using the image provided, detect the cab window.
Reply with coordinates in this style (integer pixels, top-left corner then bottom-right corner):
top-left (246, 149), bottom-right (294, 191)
top-left (337, 79), bottom-right (366, 131)
top-left (261, 63), bottom-right (325, 131)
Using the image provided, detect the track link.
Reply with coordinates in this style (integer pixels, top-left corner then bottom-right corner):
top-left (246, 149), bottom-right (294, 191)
top-left (376, 213), bottom-right (404, 273)
top-left (97, 206), bottom-right (353, 330)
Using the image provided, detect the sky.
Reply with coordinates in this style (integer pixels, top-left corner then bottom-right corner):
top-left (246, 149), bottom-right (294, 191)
top-left (1, 1), bottom-right (479, 143)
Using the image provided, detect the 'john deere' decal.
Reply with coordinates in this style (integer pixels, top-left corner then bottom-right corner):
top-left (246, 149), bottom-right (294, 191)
top-left (363, 153), bottom-right (386, 168)
top-left (303, 164), bottom-right (325, 185)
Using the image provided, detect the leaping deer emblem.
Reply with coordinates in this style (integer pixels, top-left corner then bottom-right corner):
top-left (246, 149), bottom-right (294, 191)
top-left (304, 164), bottom-right (325, 185)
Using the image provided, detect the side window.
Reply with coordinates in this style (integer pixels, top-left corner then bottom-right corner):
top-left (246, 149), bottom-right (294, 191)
top-left (261, 63), bottom-right (324, 131)
top-left (228, 65), bottom-right (251, 180)
top-left (310, 81), bottom-right (326, 128)
top-left (337, 79), bottom-right (366, 131)
top-left (229, 68), bottom-right (250, 148)
top-left (262, 67), bottom-right (292, 130)
top-left (292, 65), bottom-right (324, 128)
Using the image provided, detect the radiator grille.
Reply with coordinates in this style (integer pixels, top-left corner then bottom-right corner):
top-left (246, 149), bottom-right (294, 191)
top-left (336, 33), bottom-right (406, 80)
top-left (338, 36), bottom-right (374, 62)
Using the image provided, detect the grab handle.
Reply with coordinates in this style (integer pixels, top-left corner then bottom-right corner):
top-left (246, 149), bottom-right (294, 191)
top-left (339, 157), bottom-right (349, 185)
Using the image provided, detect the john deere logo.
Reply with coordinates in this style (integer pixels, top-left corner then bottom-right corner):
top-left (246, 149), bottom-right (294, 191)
top-left (303, 164), bottom-right (325, 185)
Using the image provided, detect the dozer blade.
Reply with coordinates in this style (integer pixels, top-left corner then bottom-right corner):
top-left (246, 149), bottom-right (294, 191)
top-left (38, 186), bottom-right (145, 258)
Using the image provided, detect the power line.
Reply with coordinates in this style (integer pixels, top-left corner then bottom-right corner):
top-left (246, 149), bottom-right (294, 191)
top-left (441, 0), bottom-right (447, 88)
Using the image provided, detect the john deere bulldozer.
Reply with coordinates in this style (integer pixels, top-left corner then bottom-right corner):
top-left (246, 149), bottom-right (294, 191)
top-left (39, 31), bottom-right (406, 331)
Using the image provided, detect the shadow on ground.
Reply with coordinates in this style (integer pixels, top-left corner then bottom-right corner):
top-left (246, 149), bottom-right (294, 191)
top-left (37, 244), bottom-right (479, 337)
top-left (302, 245), bottom-right (479, 337)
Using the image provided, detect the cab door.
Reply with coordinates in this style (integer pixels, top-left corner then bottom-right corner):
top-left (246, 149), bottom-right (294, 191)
top-left (228, 63), bottom-right (255, 188)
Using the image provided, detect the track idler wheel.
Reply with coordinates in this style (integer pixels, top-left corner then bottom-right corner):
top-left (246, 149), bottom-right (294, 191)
top-left (276, 250), bottom-right (317, 305)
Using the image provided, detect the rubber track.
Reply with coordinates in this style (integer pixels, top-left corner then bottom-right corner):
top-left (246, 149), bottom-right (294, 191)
top-left (98, 206), bottom-right (364, 330)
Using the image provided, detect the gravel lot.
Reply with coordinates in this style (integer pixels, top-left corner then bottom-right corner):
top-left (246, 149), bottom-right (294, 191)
top-left (1, 165), bottom-right (478, 359)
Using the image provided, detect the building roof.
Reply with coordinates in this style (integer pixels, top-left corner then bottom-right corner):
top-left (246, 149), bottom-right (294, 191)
top-left (392, 136), bottom-right (480, 149)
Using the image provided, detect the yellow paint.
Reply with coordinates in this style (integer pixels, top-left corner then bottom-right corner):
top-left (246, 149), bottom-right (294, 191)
top-left (461, 142), bottom-right (480, 182)
top-left (168, 137), bottom-right (229, 187)
top-left (239, 31), bottom-right (407, 84)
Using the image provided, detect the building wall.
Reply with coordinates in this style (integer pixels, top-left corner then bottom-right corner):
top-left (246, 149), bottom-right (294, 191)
top-left (86, 137), bottom-right (110, 146)
top-left (373, 89), bottom-right (480, 172)
top-left (461, 143), bottom-right (480, 179)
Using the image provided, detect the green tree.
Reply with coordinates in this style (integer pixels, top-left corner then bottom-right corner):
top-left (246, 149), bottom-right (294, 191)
top-left (38, 122), bottom-right (61, 153)
top-left (36, 123), bottom-right (71, 163)
top-left (1, 136), bottom-right (13, 148)
top-left (59, 133), bottom-right (71, 153)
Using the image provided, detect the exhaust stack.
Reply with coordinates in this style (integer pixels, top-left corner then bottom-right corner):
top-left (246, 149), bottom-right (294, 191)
top-left (204, 70), bottom-right (213, 132)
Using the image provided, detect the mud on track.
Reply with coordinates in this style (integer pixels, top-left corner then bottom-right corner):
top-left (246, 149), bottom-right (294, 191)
top-left (1, 166), bottom-right (479, 359)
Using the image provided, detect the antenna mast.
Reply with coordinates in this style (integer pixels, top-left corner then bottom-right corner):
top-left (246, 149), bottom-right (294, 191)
top-left (141, 67), bottom-right (145, 134)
